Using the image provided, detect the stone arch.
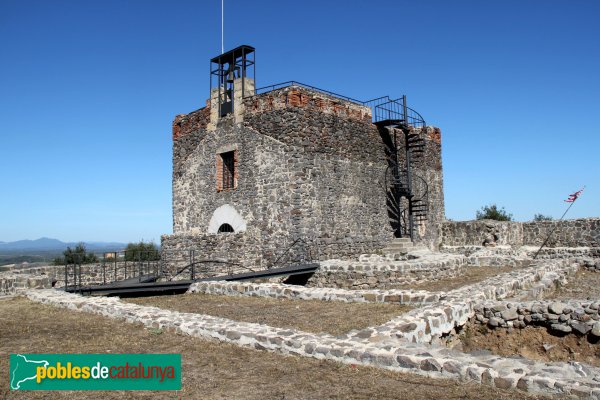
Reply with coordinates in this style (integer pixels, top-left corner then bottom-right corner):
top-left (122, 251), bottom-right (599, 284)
top-left (208, 204), bottom-right (247, 234)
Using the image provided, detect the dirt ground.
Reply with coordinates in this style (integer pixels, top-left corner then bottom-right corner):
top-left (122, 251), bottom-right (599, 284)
top-left (545, 269), bottom-right (600, 300)
top-left (125, 293), bottom-right (411, 336)
top-left (392, 266), bottom-right (517, 292)
top-left (0, 297), bottom-right (548, 400)
top-left (459, 321), bottom-right (600, 367)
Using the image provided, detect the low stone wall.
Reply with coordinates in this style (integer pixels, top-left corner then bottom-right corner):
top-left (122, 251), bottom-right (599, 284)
top-left (441, 220), bottom-right (524, 247)
top-left (0, 273), bottom-right (51, 294)
top-left (464, 247), bottom-right (533, 267)
top-left (524, 246), bottom-right (600, 260)
top-left (188, 281), bottom-right (442, 305)
top-left (0, 265), bottom-right (60, 294)
top-left (442, 245), bottom-right (599, 267)
top-left (473, 300), bottom-right (600, 338)
top-left (0, 262), bottom-right (160, 294)
top-left (25, 287), bottom-right (600, 398)
top-left (440, 218), bottom-right (600, 249)
top-left (582, 258), bottom-right (600, 272)
top-left (524, 219), bottom-right (600, 247)
top-left (359, 259), bottom-right (579, 344)
top-left (161, 231), bottom-right (388, 270)
top-left (306, 252), bottom-right (467, 289)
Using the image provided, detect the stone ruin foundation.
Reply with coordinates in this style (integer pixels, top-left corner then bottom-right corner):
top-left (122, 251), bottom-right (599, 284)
top-left (6, 233), bottom-right (600, 399)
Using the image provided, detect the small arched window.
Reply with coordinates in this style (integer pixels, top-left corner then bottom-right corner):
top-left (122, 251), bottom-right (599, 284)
top-left (217, 223), bottom-right (235, 233)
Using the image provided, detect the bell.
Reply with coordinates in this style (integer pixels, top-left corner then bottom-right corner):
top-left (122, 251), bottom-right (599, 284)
top-left (226, 70), bottom-right (235, 83)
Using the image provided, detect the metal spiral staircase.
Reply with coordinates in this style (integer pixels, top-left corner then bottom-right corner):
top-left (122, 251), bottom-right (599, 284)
top-left (368, 95), bottom-right (429, 240)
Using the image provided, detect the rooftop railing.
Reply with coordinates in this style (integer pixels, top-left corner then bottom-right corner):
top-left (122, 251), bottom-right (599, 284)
top-left (244, 81), bottom-right (426, 127)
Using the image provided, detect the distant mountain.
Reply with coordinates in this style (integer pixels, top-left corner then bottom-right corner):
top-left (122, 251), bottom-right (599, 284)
top-left (0, 238), bottom-right (127, 252)
top-left (85, 242), bottom-right (129, 251)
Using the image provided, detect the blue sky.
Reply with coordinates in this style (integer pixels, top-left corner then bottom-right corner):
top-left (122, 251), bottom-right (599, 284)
top-left (0, 0), bottom-right (598, 243)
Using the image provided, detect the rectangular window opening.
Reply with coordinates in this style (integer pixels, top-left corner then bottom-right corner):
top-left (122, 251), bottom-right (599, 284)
top-left (221, 151), bottom-right (235, 190)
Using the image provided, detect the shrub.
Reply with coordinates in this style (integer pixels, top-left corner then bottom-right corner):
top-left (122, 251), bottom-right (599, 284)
top-left (475, 204), bottom-right (513, 221)
top-left (53, 243), bottom-right (98, 265)
top-left (533, 213), bottom-right (553, 221)
top-left (124, 241), bottom-right (160, 261)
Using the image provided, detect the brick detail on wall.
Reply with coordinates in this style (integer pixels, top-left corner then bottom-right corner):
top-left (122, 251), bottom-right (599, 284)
top-left (244, 86), bottom-right (372, 124)
top-left (172, 102), bottom-right (210, 141)
top-left (427, 127), bottom-right (442, 145)
top-left (216, 150), bottom-right (238, 192)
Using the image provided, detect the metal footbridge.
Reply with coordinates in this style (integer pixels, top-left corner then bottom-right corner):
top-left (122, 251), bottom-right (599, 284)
top-left (65, 263), bottom-right (319, 296)
top-left (63, 239), bottom-right (318, 296)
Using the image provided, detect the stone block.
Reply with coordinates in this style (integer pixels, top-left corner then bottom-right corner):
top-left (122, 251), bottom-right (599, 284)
top-left (549, 302), bottom-right (565, 315)
top-left (550, 324), bottom-right (572, 334)
top-left (501, 309), bottom-right (519, 321)
top-left (396, 355), bottom-right (420, 369)
top-left (591, 322), bottom-right (600, 337)
top-left (420, 358), bottom-right (442, 372)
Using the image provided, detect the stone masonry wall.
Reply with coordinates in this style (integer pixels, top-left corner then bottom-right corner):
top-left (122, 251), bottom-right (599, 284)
top-left (188, 281), bottom-right (442, 306)
top-left (410, 126), bottom-right (445, 249)
top-left (168, 85), bottom-right (430, 265)
top-left (243, 87), bottom-right (394, 260)
top-left (441, 218), bottom-right (600, 248)
top-left (243, 86), bottom-right (445, 250)
top-left (307, 252), bottom-right (467, 289)
top-left (473, 299), bottom-right (600, 338)
top-left (167, 84), bottom-right (447, 266)
top-left (441, 220), bottom-right (524, 247)
top-left (0, 262), bottom-right (158, 294)
top-left (523, 218), bottom-right (600, 247)
top-left (161, 231), bottom-right (270, 270)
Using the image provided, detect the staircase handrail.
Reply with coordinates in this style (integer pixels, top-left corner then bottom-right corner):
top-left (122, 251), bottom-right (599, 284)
top-left (373, 98), bottom-right (426, 128)
top-left (412, 173), bottom-right (429, 204)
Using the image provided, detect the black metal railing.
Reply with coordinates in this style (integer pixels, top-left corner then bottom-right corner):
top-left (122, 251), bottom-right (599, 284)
top-left (248, 81), bottom-right (365, 105)
top-left (362, 96), bottom-right (391, 120)
top-left (64, 241), bottom-right (318, 292)
top-left (168, 257), bottom-right (257, 282)
top-left (412, 173), bottom-right (430, 220)
top-left (385, 164), bottom-right (410, 193)
top-left (64, 250), bottom-right (162, 292)
top-left (374, 98), bottom-right (426, 128)
top-left (64, 262), bottom-right (83, 292)
top-left (245, 81), bottom-right (427, 128)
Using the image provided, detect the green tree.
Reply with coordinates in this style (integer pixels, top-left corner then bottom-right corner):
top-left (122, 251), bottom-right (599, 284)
top-left (476, 204), bottom-right (513, 221)
top-left (533, 213), bottom-right (553, 221)
top-left (124, 241), bottom-right (160, 261)
top-left (53, 243), bottom-right (98, 265)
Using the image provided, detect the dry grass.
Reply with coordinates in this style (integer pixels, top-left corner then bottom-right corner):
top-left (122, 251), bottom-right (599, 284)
top-left (0, 297), bottom-right (547, 400)
top-left (545, 269), bottom-right (600, 300)
top-left (390, 266), bottom-right (517, 292)
top-left (124, 293), bottom-right (411, 336)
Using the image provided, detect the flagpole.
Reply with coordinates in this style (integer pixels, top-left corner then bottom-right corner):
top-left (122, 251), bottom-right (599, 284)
top-left (221, 0), bottom-right (224, 54)
top-left (533, 188), bottom-right (583, 259)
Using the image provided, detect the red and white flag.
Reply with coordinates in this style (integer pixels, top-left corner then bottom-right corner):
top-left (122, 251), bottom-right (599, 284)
top-left (564, 187), bottom-right (585, 203)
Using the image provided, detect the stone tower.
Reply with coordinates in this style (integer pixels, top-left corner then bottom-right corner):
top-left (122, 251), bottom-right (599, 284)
top-left (162, 46), bottom-right (445, 268)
